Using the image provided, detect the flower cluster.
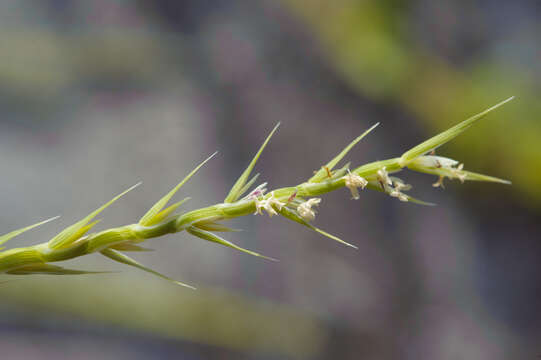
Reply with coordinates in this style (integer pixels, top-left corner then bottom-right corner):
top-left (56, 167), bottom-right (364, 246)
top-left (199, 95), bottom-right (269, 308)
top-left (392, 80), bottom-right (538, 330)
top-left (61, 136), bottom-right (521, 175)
top-left (389, 178), bottom-right (411, 202)
top-left (344, 170), bottom-right (368, 200)
top-left (297, 198), bottom-right (321, 222)
top-left (254, 192), bottom-right (285, 217)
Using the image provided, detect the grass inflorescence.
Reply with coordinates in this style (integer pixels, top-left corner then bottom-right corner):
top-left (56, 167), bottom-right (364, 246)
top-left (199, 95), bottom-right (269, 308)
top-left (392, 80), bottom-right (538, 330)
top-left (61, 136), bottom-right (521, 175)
top-left (0, 97), bottom-right (514, 289)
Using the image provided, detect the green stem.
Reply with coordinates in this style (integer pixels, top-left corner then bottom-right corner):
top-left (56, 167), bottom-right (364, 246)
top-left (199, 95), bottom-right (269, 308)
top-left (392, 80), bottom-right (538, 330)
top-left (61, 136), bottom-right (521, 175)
top-left (0, 157), bottom-right (415, 273)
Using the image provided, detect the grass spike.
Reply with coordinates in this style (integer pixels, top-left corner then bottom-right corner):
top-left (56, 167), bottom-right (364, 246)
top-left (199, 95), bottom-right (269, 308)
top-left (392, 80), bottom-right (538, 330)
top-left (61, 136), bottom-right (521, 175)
top-left (0, 102), bottom-right (512, 286)
top-left (224, 123), bottom-right (280, 203)
top-left (139, 153), bottom-right (217, 226)
top-left (309, 123), bottom-right (379, 183)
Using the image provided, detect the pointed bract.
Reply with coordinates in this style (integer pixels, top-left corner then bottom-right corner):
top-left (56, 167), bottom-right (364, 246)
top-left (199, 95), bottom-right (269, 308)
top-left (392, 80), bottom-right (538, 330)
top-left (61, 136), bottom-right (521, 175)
top-left (140, 152), bottom-right (217, 226)
top-left (0, 216), bottom-right (59, 247)
top-left (237, 173), bottom-right (260, 200)
top-left (48, 183), bottom-right (140, 250)
top-left (144, 198), bottom-right (190, 227)
top-left (460, 170), bottom-right (511, 184)
top-left (400, 97), bottom-right (514, 166)
top-left (330, 162), bottom-right (351, 180)
top-left (101, 248), bottom-right (195, 289)
top-left (224, 123), bottom-right (280, 203)
top-left (278, 206), bottom-right (358, 249)
top-left (7, 263), bottom-right (109, 275)
top-left (186, 226), bottom-right (278, 261)
top-left (310, 123), bottom-right (379, 183)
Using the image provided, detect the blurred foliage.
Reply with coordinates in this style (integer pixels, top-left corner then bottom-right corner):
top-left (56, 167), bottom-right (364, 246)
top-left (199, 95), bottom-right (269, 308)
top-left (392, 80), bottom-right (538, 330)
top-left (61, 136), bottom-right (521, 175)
top-left (2, 1), bottom-right (538, 205)
top-left (280, 0), bottom-right (541, 207)
top-left (3, 277), bottom-right (326, 358)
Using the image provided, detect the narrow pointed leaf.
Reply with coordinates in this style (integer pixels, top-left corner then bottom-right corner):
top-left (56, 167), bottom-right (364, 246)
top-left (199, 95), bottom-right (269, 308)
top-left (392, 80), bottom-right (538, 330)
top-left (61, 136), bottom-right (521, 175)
top-left (101, 248), bottom-right (195, 289)
top-left (144, 198), bottom-right (190, 226)
top-left (49, 183), bottom-right (140, 249)
top-left (0, 216), bottom-right (59, 247)
top-left (278, 206), bottom-right (358, 249)
top-left (186, 226), bottom-right (278, 261)
top-left (224, 123), bottom-right (280, 203)
top-left (400, 97), bottom-right (514, 165)
top-left (139, 152), bottom-right (217, 226)
top-left (7, 263), bottom-right (108, 275)
top-left (310, 123), bottom-right (379, 183)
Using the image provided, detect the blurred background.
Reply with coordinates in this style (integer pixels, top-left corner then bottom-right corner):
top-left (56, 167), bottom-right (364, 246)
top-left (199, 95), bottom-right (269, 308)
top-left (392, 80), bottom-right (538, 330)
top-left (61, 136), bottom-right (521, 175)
top-left (0, 1), bottom-right (540, 359)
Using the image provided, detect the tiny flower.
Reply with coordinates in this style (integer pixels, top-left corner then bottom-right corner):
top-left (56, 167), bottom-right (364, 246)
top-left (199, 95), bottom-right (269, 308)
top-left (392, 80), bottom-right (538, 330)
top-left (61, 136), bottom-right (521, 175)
top-left (428, 162), bottom-right (466, 187)
top-left (297, 198), bottom-right (321, 222)
top-left (450, 163), bottom-right (467, 183)
top-left (388, 178), bottom-right (411, 202)
top-left (377, 166), bottom-right (393, 189)
top-left (389, 191), bottom-right (408, 202)
top-left (254, 192), bottom-right (285, 217)
top-left (432, 175), bottom-right (445, 188)
top-left (344, 170), bottom-right (368, 200)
